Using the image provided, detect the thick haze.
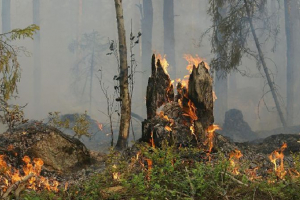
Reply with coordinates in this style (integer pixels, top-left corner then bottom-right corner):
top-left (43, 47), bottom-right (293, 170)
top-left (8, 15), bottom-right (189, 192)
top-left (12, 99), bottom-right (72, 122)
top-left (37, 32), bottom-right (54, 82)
top-left (0, 1), bottom-right (297, 137)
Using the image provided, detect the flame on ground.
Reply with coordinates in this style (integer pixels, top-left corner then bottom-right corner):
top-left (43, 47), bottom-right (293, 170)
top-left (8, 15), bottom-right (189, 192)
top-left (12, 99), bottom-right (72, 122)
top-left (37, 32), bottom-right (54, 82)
top-left (0, 154), bottom-right (59, 193)
top-left (229, 149), bottom-right (243, 175)
top-left (96, 121), bottom-right (103, 131)
top-left (206, 124), bottom-right (221, 154)
top-left (269, 143), bottom-right (287, 179)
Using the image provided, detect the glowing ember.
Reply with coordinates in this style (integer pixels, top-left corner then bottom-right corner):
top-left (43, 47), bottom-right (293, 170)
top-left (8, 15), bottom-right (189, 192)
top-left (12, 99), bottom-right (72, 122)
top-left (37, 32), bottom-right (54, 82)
top-left (165, 126), bottom-right (172, 132)
top-left (269, 143), bottom-right (287, 179)
top-left (150, 132), bottom-right (155, 148)
top-left (245, 167), bottom-right (261, 181)
top-left (156, 54), bottom-right (169, 74)
top-left (229, 149), bottom-right (243, 175)
top-left (213, 91), bottom-right (217, 102)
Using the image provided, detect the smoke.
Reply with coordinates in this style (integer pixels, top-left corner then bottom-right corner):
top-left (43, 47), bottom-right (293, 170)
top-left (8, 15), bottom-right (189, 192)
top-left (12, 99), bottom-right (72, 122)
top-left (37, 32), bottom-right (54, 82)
top-left (0, 0), bottom-right (296, 141)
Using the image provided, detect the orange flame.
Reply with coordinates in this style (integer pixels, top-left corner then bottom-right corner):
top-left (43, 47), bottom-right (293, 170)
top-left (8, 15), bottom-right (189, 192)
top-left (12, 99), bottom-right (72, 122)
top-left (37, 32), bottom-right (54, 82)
top-left (165, 126), bottom-right (172, 132)
top-left (0, 155), bottom-right (59, 192)
top-left (206, 124), bottom-right (221, 153)
top-left (269, 143), bottom-right (287, 179)
top-left (229, 149), bottom-right (243, 175)
top-left (156, 54), bottom-right (169, 75)
top-left (96, 121), bottom-right (103, 131)
top-left (183, 54), bottom-right (210, 72)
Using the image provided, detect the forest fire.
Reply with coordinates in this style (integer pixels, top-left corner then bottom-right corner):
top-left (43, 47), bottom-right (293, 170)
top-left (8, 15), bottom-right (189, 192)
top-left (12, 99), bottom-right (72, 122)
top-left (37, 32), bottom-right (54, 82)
top-left (269, 143), bottom-right (287, 179)
top-left (0, 154), bottom-right (59, 194)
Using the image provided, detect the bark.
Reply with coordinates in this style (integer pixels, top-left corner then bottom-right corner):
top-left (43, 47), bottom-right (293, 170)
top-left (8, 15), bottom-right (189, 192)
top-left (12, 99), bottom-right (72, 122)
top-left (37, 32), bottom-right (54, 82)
top-left (142, 0), bottom-right (153, 114)
top-left (114, 0), bottom-right (131, 150)
top-left (142, 58), bottom-right (214, 147)
top-left (33, 0), bottom-right (41, 116)
top-left (188, 62), bottom-right (214, 140)
top-left (244, 0), bottom-right (287, 128)
top-left (163, 0), bottom-right (176, 78)
top-left (146, 54), bottom-right (174, 119)
top-left (284, 0), bottom-right (300, 126)
top-left (2, 0), bottom-right (10, 33)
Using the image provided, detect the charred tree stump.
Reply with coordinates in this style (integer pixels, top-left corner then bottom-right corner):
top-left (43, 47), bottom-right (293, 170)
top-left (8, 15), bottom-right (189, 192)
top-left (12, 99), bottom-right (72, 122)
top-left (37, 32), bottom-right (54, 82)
top-left (146, 54), bottom-right (174, 119)
top-left (188, 62), bottom-right (214, 141)
top-left (142, 55), bottom-right (214, 148)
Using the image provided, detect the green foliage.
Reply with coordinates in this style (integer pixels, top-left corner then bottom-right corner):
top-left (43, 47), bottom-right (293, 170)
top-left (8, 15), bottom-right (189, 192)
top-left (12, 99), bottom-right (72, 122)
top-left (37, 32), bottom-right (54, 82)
top-left (19, 144), bottom-right (300, 200)
top-left (0, 24), bottom-right (39, 131)
top-left (0, 24), bottom-right (39, 101)
top-left (0, 104), bottom-right (28, 133)
top-left (48, 111), bottom-right (91, 139)
top-left (206, 0), bottom-right (277, 76)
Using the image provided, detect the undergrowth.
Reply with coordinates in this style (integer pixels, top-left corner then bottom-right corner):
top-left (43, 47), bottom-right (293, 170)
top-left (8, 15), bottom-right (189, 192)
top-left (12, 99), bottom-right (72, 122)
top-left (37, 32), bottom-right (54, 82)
top-left (23, 143), bottom-right (300, 200)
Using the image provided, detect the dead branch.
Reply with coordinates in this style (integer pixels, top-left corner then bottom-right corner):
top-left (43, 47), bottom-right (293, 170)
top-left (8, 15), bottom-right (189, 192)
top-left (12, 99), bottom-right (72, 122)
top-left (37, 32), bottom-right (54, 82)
top-left (2, 173), bottom-right (34, 199)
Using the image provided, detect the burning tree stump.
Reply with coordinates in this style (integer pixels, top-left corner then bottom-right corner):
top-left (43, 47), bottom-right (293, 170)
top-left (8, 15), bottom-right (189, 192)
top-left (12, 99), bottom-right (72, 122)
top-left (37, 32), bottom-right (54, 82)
top-left (146, 54), bottom-right (174, 119)
top-left (142, 54), bottom-right (214, 148)
top-left (188, 62), bottom-right (214, 141)
top-left (0, 122), bottom-right (91, 172)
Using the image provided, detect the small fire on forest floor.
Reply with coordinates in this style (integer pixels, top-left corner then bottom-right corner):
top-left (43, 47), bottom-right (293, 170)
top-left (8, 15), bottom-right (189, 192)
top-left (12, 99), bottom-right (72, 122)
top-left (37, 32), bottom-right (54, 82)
top-left (0, 147), bottom-right (59, 198)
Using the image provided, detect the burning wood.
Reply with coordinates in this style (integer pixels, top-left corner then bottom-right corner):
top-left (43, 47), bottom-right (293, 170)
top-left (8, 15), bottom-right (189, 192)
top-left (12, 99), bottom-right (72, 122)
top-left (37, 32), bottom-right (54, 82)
top-left (0, 154), bottom-right (59, 197)
top-left (142, 54), bottom-right (215, 149)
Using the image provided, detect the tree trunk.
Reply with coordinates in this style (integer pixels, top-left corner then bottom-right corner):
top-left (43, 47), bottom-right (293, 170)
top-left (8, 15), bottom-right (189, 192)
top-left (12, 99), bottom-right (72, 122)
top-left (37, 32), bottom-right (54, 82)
top-left (214, 71), bottom-right (228, 125)
top-left (244, 0), bottom-right (287, 128)
top-left (284, 0), bottom-right (300, 126)
top-left (141, 0), bottom-right (153, 117)
top-left (33, 0), bottom-right (41, 116)
top-left (89, 47), bottom-right (94, 113)
top-left (163, 0), bottom-right (176, 79)
top-left (214, 5), bottom-right (228, 125)
top-left (2, 0), bottom-right (10, 33)
top-left (114, 0), bottom-right (131, 150)
top-left (142, 58), bottom-right (214, 147)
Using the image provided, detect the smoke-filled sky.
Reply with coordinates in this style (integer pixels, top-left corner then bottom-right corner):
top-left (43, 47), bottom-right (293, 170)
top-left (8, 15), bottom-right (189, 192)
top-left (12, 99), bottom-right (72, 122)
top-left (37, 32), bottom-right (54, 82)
top-left (0, 0), bottom-right (296, 135)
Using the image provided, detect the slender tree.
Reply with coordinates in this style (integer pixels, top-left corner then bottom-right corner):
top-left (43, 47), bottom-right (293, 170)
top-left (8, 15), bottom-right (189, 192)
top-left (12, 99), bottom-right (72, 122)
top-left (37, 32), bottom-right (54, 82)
top-left (214, 5), bottom-right (228, 125)
top-left (163, 0), bottom-right (176, 78)
top-left (2, 0), bottom-right (10, 33)
top-left (114, 0), bottom-right (131, 150)
top-left (33, 0), bottom-right (41, 115)
top-left (284, 0), bottom-right (300, 126)
top-left (207, 0), bottom-right (287, 128)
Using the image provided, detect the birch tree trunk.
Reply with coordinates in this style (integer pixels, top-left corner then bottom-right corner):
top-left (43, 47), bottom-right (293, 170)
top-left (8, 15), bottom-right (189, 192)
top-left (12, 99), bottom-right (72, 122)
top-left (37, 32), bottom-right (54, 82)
top-left (114, 0), bottom-right (131, 150)
top-left (244, 0), bottom-right (287, 128)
